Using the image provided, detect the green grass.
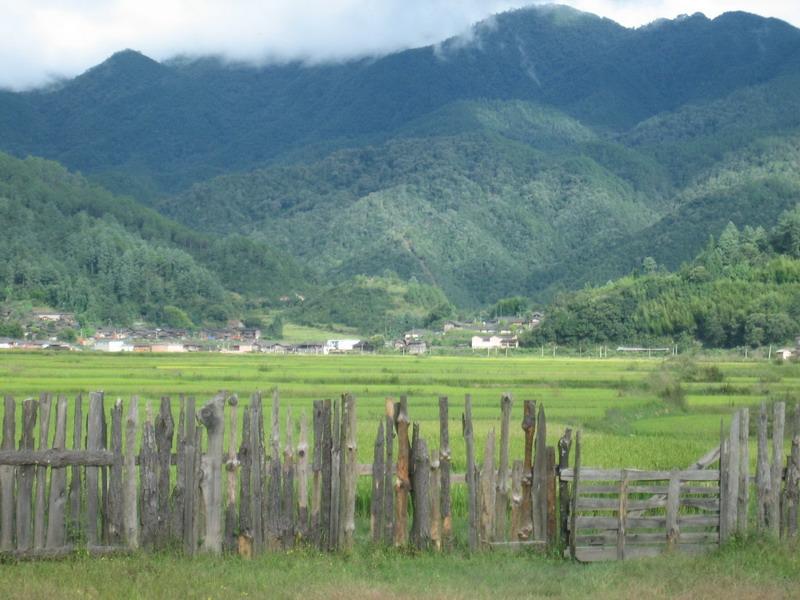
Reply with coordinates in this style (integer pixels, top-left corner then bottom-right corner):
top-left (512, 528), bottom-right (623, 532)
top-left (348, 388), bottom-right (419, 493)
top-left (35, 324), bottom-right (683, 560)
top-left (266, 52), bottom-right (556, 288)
top-left (1, 538), bottom-right (799, 599)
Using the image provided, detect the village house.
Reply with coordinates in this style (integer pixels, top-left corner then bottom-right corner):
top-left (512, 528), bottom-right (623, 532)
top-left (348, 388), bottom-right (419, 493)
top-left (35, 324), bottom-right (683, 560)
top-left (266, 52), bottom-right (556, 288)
top-left (294, 342), bottom-right (325, 355)
top-left (407, 340), bottom-right (428, 355)
top-left (471, 335), bottom-right (519, 350)
top-left (325, 339), bottom-right (361, 354)
top-left (150, 343), bottom-right (186, 353)
top-left (776, 348), bottom-right (795, 361)
top-left (94, 339), bottom-right (132, 352)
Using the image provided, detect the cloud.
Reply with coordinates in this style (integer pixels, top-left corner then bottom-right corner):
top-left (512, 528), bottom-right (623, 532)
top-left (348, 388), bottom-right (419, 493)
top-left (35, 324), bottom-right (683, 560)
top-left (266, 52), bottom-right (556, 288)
top-left (0, 1), bottom-right (798, 90)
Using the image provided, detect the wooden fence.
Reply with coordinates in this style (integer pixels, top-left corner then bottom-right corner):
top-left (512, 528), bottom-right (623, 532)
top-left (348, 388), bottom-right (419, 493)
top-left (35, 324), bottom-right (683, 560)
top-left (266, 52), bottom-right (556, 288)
top-left (0, 393), bottom-right (799, 561)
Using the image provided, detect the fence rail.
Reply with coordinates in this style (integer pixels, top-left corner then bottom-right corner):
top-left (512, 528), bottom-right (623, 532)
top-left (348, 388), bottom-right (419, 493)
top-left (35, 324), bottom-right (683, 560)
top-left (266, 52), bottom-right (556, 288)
top-left (1, 393), bottom-right (799, 561)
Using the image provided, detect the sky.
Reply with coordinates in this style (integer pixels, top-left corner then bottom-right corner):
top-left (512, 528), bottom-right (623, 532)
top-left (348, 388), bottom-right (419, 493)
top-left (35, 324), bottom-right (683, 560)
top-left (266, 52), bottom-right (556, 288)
top-left (1, 1), bottom-right (798, 90)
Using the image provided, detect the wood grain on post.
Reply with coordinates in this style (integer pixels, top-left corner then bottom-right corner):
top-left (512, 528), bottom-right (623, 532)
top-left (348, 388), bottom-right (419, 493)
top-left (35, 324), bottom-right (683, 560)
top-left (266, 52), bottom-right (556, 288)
top-left (124, 397), bottom-right (139, 549)
top-left (430, 448), bottom-right (441, 551)
top-left (463, 394), bottom-right (478, 551)
top-left (479, 429), bottom-right (496, 548)
top-left (518, 400), bottom-right (535, 541)
top-left (68, 394), bottom-right (83, 532)
top-left (495, 394), bottom-right (512, 542)
top-left (33, 394), bottom-right (52, 550)
top-left (510, 459), bottom-right (523, 540)
top-left (665, 472), bottom-right (680, 551)
top-left (616, 470), bottom-right (628, 560)
top-left (569, 431), bottom-right (581, 560)
top-left (0, 396), bottom-right (16, 551)
top-left (170, 397), bottom-right (185, 541)
top-left (409, 422), bottom-right (420, 544)
top-left (341, 394), bottom-right (358, 551)
top-left (329, 398), bottom-right (341, 550)
top-left (182, 397), bottom-right (198, 555)
top-left (770, 402), bottom-right (785, 537)
top-left (266, 391), bottom-right (282, 551)
top-left (45, 396), bottom-right (68, 549)
top-left (86, 393), bottom-right (103, 547)
top-left (155, 397), bottom-right (175, 547)
top-left (394, 396), bottom-right (411, 547)
top-left (737, 408), bottom-right (750, 534)
top-left (383, 399), bottom-right (395, 546)
top-left (238, 405), bottom-right (252, 552)
top-left (311, 400), bottom-right (323, 544)
top-left (546, 446), bottom-right (557, 550)
top-left (281, 408), bottom-right (295, 549)
top-left (297, 410), bottom-right (309, 540)
top-left (726, 411), bottom-right (740, 536)
top-left (199, 394), bottom-right (225, 553)
top-left (756, 401), bottom-right (770, 531)
top-left (532, 404), bottom-right (548, 543)
top-left (370, 420), bottom-right (385, 543)
top-left (438, 396), bottom-right (451, 547)
top-left (249, 393), bottom-right (264, 553)
top-left (320, 399), bottom-right (332, 550)
top-left (786, 405), bottom-right (800, 538)
top-left (558, 428), bottom-right (573, 547)
top-left (107, 399), bottom-right (123, 545)
top-left (719, 423), bottom-right (729, 543)
top-left (411, 437), bottom-right (431, 550)
top-left (225, 395), bottom-right (239, 553)
top-left (140, 404), bottom-right (159, 549)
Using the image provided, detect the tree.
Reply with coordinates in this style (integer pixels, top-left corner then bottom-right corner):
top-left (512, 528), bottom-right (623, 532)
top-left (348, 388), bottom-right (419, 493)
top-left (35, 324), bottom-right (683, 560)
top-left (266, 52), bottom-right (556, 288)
top-left (266, 315), bottom-right (284, 340)
top-left (771, 204), bottom-right (800, 258)
top-left (162, 305), bottom-right (194, 329)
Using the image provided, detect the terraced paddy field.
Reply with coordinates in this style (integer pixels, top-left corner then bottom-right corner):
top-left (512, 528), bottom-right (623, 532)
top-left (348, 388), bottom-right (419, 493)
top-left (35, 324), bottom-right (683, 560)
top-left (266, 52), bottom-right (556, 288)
top-left (2, 351), bottom-right (799, 471)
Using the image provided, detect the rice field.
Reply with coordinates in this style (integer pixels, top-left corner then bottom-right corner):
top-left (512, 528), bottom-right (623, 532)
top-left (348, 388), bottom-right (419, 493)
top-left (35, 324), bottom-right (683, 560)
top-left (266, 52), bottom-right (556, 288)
top-left (2, 351), bottom-right (799, 472)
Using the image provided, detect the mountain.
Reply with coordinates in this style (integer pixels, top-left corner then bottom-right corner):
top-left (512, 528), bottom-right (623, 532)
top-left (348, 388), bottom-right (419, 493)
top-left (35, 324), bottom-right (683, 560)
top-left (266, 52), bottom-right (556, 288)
top-left (0, 151), bottom-right (307, 326)
top-left (522, 206), bottom-right (800, 348)
top-left (1, 6), bottom-right (800, 316)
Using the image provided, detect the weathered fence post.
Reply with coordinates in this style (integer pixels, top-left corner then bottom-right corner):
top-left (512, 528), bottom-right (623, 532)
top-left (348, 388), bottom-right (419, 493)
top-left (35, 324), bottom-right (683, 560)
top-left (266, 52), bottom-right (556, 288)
top-left (495, 394), bottom-right (512, 542)
top-left (140, 403), bottom-right (159, 549)
top-left (340, 394), bottom-right (358, 551)
top-left (510, 460), bottom-right (523, 540)
top-left (438, 396), bottom-right (451, 547)
top-left (558, 428), bottom-right (573, 547)
top-left (756, 401), bottom-right (770, 532)
top-left (0, 396), bottom-right (16, 551)
top-left (770, 402), bottom-right (785, 537)
top-left (281, 408), bottom-right (295, 549)
top-left (16, 398), bottom-right (38, 551)
top-left (329, 398), bottom-right (341, 550)
top-left (155, 397), bottom-right (175, 547)
top-left (68, 394), bottom-right (83, 533)
top-left (394, 396), bottom-right (411, 547)
top-left (518, 400), bottom-right (535, 541)
top-left (86, 392), bottom-right (104, 547)
top-left (45, 396), bottom-right (69, 549)
top-left (666, 471), bottom-right (680, 551)
top-left (320, 399), bottom-right (332, 550)
top-left (479, 429), bottom-right (496, 548)
top-left (719, 422), bottom-right (730, 543)
top-left (546, 446), bottom-right (557, 549)
top-left (107, 399), bottom-right (124, 545)
top-left (569, 431), bottom-right (581, 560)
top-left (182, 397), bottom-right (198, 555)
top-left (297, 410), bottom-right (309, 540)
top-left (124, 396), bottom-right (139, 549)
top-left (616, 469), bottom-right (629, 560)
top-left (430, 447), bottom-right (441, 551)
top-left (785, 405), bottom-right (800, 538)
top-left (171, 397), bottom-right (186, 541)
top-left (383, 399), bottom-right (395, 546)
top-left (33, 393), bottom-right (52, 550)
top-left (238, 404), bottom-right (253, 556)
top-left (726, 411), bottom-right (740, 536)
top-left (248, 393), bottom-right (264, 553)
top-left (371, 420), bottom-right (385, 543)
top-left (737, 408), bottom-right (749, 534)
top-left (199, 394), bottom-right (225, 553)
top-left (412, 436), bottom-right (431, 550)
top-left (311, 400), bottom-right (323, 545)
top-left (532, 404), bottom-right (547, 543)
top-left (463, 394), bottom-right (478, 551)
top-left (225, 395), bottom-right (239, 552)
top-left (267, 391), bottom-right (282, 551)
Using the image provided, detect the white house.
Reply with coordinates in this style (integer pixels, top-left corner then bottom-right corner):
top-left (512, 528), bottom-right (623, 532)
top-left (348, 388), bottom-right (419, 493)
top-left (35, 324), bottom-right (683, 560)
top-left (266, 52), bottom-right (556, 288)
top-left (776, 348), bottom-right (795, 361)
top-left (94, 339), bottom-right (132, 352)
top-left (471, 335), bottom-right (519, 350)
top-left (325, 339), bottom-right (361, 354)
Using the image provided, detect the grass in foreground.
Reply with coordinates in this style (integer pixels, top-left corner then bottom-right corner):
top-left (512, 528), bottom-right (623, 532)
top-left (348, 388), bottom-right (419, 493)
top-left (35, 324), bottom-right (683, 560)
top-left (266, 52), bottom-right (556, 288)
top-left (1, 538), bottom-right (799, 599)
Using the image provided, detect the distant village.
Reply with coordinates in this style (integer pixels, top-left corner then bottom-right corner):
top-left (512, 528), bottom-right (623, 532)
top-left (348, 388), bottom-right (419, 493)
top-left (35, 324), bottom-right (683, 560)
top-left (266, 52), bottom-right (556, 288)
top-left (0, 309), bottom-right (543, 355)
